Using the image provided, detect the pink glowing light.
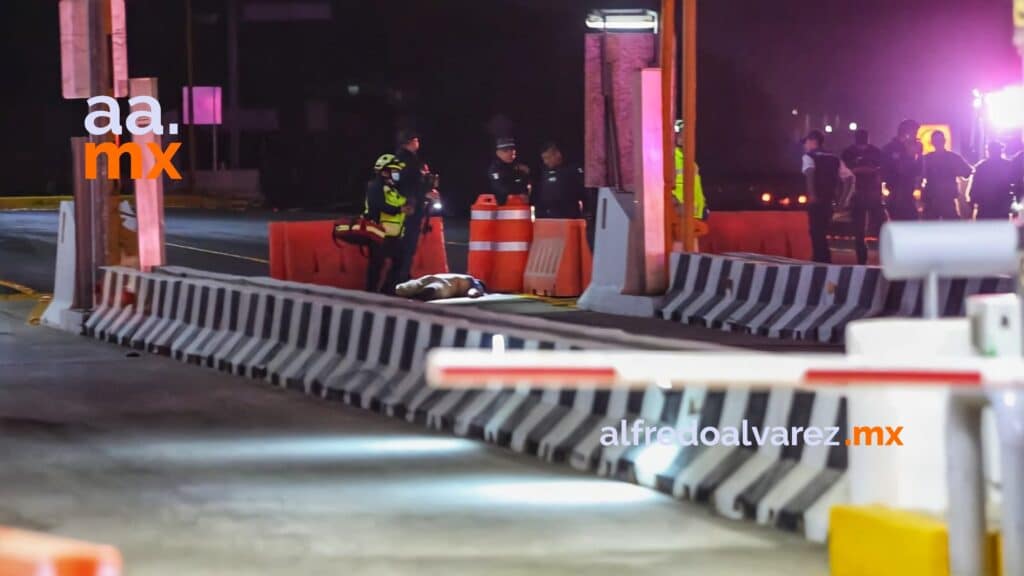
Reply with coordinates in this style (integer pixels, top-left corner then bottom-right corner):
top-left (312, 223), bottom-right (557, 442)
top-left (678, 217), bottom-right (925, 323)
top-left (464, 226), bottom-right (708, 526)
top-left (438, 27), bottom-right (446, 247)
top-left (182, 86), bottom-right (223, 125)
top-left (985, 85), bottom-right (1024, 131)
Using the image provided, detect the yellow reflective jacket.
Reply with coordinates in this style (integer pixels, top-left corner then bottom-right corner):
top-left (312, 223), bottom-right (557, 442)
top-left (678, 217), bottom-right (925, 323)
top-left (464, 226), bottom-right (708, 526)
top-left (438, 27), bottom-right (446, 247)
top-left (365, 179), bottom-right (407, 238)
top-left (674, 147), bottom-right (706, 219)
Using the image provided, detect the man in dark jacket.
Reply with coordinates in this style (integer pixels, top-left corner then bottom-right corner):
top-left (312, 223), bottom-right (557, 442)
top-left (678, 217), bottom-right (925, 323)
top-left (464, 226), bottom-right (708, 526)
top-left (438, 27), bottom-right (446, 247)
top-left (534, 142), bottom-right (586, 219)
top-left (969, 141), bottom-right (1015, 220)
top-left (802, 130), bottom-right (853, 263)
top-left (841, 129), bottom-right (886, 265)
top-left (922, 131), bottom-right (972, 220)
top-left (393, 129), bottom-right (433, 283)
top-left (487, 137), bottom-right (530, 205)
top-left (881, 119), bottom-right (923, 221)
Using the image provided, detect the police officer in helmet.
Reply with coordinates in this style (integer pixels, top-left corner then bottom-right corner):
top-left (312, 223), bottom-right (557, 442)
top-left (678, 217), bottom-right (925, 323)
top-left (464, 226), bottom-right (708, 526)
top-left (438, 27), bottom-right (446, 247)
top-left (488, 137), bottom-right (530, 205)
top-left (365, 153), bottom-right (412, 294)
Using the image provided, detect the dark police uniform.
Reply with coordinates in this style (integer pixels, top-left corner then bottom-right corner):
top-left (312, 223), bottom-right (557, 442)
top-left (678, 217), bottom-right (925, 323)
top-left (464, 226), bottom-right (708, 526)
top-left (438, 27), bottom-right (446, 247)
top-left (488, 158), bottom-right (530, 205)
top-left (534, 164), bottom-right (585, 219)
top-left (841, 143), bottom-right (885, 265)
top-left (922, 149), bottom-right (972, 220)
top-left (394, 146), bottom-right (426, 283)
top-left (881, 138), bottom-right (923, 221)
top-left (970, 156), bottom-right (1014, 220)
top-left (803, 149), bottom-right (841, 264)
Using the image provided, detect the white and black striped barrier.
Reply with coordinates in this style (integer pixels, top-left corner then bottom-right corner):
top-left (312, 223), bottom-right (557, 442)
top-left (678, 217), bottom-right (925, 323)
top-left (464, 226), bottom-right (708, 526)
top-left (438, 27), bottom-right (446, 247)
top-left (660, 252), bottom-right (1013, 343)
top-left (83, 265), bottom-right (850, 543)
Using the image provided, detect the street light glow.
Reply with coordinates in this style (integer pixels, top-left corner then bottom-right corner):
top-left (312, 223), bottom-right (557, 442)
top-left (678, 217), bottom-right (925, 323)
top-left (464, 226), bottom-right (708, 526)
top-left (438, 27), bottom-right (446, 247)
top-left (985, 85), bottom-right (1024, 131)
top-left (585, 9), bottom-right (659, 32)
top-left (825, 125), bottom-right (834, 134)
top-left (848, 122), bottom-right (858, 131)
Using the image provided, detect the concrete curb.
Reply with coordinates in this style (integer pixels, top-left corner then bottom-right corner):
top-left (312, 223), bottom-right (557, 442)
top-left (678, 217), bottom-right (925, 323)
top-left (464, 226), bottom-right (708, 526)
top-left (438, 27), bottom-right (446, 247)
top-left (0, 195), bottom-right (256, 212)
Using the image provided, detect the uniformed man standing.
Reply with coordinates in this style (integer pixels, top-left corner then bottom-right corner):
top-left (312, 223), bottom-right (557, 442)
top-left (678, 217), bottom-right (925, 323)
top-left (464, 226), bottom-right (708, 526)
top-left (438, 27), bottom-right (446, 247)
top-left (534, 142), bottom-right (586, 219)
top-left (969, 141), bottom-right (1015, 220)
top-left (673, 120), bottom-right (706, 220)
top-left (922, 131), bottom-right (973, 220)
top-left (365, 154), bottom-right (412, 294)
top-left (881, 119), bottom-right (923, 221)
top-left (802, 130), bottom-right (853, 264)
top-left (841, 129), bottom-right (886, 265)
top-left (488, 137), bottom-right (530, 205)
top-left (394, 129), bottom-right (438, 283)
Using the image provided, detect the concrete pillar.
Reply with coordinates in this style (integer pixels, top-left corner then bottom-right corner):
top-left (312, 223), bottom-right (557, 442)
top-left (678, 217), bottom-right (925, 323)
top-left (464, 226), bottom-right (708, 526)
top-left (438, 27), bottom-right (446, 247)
top-left (130, 78), bottom-right (166, 272)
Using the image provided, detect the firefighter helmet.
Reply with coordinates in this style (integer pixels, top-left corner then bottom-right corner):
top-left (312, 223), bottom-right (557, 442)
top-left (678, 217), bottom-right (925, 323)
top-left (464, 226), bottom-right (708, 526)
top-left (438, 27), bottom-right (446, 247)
top-left (374, 154), bottom-right (405, 172)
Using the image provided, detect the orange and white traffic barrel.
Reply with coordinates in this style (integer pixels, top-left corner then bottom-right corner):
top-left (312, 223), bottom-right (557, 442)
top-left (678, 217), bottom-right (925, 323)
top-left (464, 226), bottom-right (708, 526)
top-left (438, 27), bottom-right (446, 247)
top-left (467, 194), bottom-right (498, 286)
top-left (490, 194), bottom-right (533, 293)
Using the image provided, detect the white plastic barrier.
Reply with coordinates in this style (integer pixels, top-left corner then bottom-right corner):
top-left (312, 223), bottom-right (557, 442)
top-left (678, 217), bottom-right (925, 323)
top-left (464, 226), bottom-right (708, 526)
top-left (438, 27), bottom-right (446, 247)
top-left (41, 201), bottom-right (79, 332)
top-left (578, 188), bottom-right (659, 316)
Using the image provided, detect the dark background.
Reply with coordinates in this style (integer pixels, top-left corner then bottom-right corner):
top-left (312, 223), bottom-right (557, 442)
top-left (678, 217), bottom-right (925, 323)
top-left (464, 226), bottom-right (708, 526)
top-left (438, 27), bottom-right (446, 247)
top-left (1, 0), bottom-right (1020, 212)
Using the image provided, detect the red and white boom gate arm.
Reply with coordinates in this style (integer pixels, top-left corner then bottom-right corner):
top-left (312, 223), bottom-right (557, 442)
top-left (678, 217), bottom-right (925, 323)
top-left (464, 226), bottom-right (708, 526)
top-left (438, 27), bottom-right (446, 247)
top-left (425, 349), bottom-right (1024, 391)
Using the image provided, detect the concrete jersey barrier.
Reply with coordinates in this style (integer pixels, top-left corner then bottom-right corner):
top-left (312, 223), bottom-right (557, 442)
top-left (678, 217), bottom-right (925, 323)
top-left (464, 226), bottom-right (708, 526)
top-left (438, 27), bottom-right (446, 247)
top-left (86, 265), bottom-right (851, 543)
top-left (661, 253), bottom-right (1014, 344)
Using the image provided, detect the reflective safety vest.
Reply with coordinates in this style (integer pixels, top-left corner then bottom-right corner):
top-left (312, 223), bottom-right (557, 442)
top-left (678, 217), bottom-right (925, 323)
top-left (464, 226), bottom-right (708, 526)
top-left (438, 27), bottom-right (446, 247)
top-left (365, 182), bottom-right (408, 238)
top-left (674, 147), bottom-right (706, 219)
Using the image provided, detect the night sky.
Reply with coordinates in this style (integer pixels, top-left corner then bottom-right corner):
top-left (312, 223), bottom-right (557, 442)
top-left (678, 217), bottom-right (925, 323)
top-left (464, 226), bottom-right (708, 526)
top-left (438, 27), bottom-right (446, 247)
top-left (2, 0), bottom-right (1020, 211)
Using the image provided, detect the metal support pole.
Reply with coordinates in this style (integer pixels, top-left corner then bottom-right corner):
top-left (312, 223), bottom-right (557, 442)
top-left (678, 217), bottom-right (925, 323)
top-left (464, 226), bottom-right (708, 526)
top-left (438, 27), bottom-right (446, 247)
top-left (227, 0), bottom-right (240, 169)
top-left (680, 0), bottom-right (698, 253)
top-left (946, 394), bottom-right (987, 576)
top-left (73, 0), bottom-right (112, 311)
top-left (991, 390), bottom-right (1024, 576)
top-left (184, 0), bottom-right (198, 193)
top-left (660, 0), bottom-right (677, 255)
top-left (924, 271), bottom-right (940, 319)
top-left (71, 137), bottom-right (92, 310)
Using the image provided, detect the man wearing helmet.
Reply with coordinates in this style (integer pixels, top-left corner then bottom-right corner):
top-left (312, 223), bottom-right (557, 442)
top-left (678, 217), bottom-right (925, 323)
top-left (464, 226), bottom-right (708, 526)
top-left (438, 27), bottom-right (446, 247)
top-left (881, 119), bottom-right (924, 221)
top-left (365, 153), bottom-right (413, 294)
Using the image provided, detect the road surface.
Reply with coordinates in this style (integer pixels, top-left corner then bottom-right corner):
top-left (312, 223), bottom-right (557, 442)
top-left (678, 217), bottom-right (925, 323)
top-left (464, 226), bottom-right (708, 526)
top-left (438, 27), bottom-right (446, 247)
top-left (0, 299), bottom-right (828, 575)
top-left (0, 208), bottom-right (835, 351)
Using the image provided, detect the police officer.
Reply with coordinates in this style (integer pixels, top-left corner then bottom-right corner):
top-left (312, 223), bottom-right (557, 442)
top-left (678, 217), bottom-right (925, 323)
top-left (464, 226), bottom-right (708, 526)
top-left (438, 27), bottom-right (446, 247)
top-left (365, 154), bottom-right (412, 294)
top-left (488, 137), bottom-right (530, 205)
top-left (841, 129), bottom-right (886, 265)
top-left (969, 141), bottom-right (1015, 220)
top-left (534, 142), bottom-right (586, 219)
top-left (393, 129), bottom-right (435, 284)
top-left (922, 131), bottom-right (972, 220)
top-left (881, 119), bottom-right (923, 221)
top-left (673, 120), bottom-right (706, 220)
top-left (802, 130), bottom-right (853, 264)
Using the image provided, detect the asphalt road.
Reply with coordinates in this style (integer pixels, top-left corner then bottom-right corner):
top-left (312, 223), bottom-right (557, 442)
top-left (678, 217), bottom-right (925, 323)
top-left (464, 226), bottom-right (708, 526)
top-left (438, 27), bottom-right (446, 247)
top-left (0, 299), bottom-right (828, 575)
top-left (0, 210), bottom-right (299, 293)
top-left (0, 209), bottom-right (472, 294)
top-left (0, 208), bottom-right (836, 351)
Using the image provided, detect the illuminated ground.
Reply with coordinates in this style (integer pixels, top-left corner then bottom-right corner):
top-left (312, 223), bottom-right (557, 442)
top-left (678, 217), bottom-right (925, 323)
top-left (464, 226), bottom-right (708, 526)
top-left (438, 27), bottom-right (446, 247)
top-left (0, 299), bottom-right (828, 575)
